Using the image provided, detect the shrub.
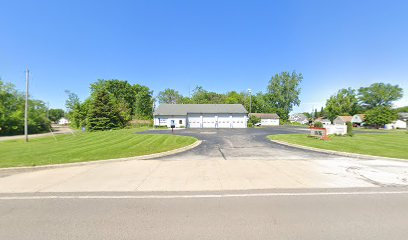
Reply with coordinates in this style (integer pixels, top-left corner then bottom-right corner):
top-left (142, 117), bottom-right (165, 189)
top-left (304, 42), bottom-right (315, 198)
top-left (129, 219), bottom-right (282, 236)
top-left (346, 122), bottom-right (354, 136)
top-left (248, 122), bottom-right (253, 128)
top-left (314, 121), bottom-right (323, 128)
top-left (365, 106), bottom-right (398, 128)
top-left (248, 115), bottom-right (260, 126)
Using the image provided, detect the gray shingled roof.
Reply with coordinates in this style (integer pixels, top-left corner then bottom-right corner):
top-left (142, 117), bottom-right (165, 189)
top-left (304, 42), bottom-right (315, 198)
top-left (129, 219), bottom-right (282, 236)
top-left (154, 104), bottom-right (248, 116)
top-left (249, 113), bottom-right (280, 119)
top-left (399, 112), bottom-right (408, 120)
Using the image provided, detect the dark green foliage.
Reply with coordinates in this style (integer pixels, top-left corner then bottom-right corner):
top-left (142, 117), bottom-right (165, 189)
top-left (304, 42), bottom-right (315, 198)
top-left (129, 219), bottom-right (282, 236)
top-left (65, 90), bottom-right (86, 128)
top-left (365, 106), bottom-right (398, 128)
top-left (325, 88), bottom-right (360, 121)
top-left (346, 122), bottom-right (353, 136)
top-left (90, 80), bottom-right (153, 120)
top-left (320, 107), bottom-right (325, 118)
top-left (0, 79), bottom-right (50, 136)
top-left (48, 109), bottom-right (65, 123)
top-left (65, 79), bottom-right (154, 131)
top-left (314, 121), bottom-right (323, 128)
top-left (358, 83), bottom-right (403, 109)
top-left (87, 88), bottom-right (123, 131)
top-left (248, 115), bottom-right (261, 127)
top-left (265, 71), bottom-right (302, 121)
top-left (158, 88), bottom-right (184, 104)
top-left (133, 84), bottom-right (154, 119)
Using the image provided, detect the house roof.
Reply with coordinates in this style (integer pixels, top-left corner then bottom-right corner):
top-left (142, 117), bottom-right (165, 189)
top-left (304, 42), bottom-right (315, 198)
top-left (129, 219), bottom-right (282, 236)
top-left (249, 113), bottom-right (280, 119)
top-left (154, 104), bottom-right (248, 116)
top-left (354, 114), bottom-right (366, 120)
top-left (289, 113), bottom-right (308, 121)
top-left (398, 112), bottom-right (408, 120)
top-left (335, 116), bottom-right (353, 122)
top-left (315, 117), bottom-right (331, 123)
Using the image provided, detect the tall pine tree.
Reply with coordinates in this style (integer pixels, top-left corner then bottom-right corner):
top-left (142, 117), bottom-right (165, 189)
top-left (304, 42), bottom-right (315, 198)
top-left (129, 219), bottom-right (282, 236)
top-left (87, 88), bottom-right (123, 131)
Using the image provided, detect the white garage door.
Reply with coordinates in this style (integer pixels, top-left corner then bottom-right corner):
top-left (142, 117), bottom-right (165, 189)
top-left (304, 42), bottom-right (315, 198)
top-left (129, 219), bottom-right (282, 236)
top-left (202, 114), bottom-right (216, 128)
top-left (187, 114), bottom-right (201, 128)
top-left (261, 119), bottom-right (279, 126)
top-left (231, 115), bottom-right (246, 128)
top-left (217, 114), bottom-right (231, 128)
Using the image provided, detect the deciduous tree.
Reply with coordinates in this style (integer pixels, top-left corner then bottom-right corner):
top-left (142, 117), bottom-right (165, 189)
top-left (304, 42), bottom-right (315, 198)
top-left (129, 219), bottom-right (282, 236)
top-left (48, 109), bottom-right (65, 123)
top-left (265, 71), bottom-right (302, 121)
top-left (325, 88), bottom-right (359, 121)
top-left (364, 106), bottom-right (398, 128)
top-left (157, 88), bottom-right (183, 104)
top-left (358, 83), bottom-right (403, 109)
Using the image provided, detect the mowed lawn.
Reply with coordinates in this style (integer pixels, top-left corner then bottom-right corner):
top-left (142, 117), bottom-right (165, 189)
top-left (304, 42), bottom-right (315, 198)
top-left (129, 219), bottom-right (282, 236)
top-left (268, 132), bottom-right (408, 159)
top-left (0, 128), bottom-right (197, 168)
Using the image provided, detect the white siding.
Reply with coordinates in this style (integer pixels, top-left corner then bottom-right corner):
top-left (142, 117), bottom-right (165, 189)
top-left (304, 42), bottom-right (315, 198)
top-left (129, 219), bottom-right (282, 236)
top-left (154, 116), bottom-right (186, 128)
top-left (156, 114), bottom-right (247, 128)
top-left (260, 119), bottom-right (279, 126)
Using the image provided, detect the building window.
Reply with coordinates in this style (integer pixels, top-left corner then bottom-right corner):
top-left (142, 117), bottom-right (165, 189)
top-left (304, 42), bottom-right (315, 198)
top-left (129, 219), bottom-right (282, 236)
top-left (179, 120), bottom-right (183, 124)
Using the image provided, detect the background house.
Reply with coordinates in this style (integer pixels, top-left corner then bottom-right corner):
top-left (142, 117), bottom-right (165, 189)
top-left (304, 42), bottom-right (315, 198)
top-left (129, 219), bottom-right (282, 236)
top-left (249, 113), bottom-right (280, 126)
top-left (57, 117), bottom-right (70, 125)
top-left (385, 120), bottom-right (407, 129)
top-left (398, 112), bottom-right (408, 121)
top-left (333, 116), bottom-right (353, 125)
top-left (289, 113), bottom-right (309, 124)
top-left (314, 117), bottom-right (331, 125)
top-left (351, 114), bottom-right (366, 126)
top-left (154, 104), bottom-right (248, 128)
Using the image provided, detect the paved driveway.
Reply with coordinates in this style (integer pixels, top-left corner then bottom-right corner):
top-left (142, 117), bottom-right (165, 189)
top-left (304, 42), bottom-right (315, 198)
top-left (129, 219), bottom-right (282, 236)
top-left (145, 127), bottom-right (355, 161)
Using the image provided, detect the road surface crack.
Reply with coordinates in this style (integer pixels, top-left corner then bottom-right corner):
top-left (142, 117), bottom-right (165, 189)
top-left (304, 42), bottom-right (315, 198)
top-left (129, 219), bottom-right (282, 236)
top-left (217, 145), bottom-right (227, 160)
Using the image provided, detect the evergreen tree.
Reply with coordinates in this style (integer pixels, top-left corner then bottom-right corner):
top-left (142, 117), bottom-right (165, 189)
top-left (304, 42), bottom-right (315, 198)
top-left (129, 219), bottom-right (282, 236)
top-left (320, 107), bottom-right (325, 118)
top-left (87, 88), bottom-right (123, 131)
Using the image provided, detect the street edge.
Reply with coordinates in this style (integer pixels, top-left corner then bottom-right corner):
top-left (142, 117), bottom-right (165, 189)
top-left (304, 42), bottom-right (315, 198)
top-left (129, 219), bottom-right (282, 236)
top-left (0, 140), bottom-right (202, 172)
top-left (270, 139), bottom-right (408, 162)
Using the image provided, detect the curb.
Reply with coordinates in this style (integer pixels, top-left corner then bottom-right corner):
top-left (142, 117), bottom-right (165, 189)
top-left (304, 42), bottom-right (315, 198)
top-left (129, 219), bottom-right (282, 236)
top-left (0, 140), bottom-right (202, 172)
top-left (270, 140), bottom-right (408, 162)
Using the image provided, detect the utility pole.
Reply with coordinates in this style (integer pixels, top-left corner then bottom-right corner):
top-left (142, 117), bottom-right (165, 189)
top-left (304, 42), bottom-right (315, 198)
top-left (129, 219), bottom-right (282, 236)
top-left (248, 89), bottom-right (252, 113)
top-left (24, 67), bottom-right (29, 142)
top-left (46, 102), bottom-right (50, 119)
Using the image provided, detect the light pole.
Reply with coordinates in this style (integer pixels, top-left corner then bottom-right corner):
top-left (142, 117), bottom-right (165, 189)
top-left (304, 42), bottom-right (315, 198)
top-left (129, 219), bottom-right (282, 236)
top-left (24, 67), bottom-right (29, 142)
top-left (248, 88), bottom-right (252, 114)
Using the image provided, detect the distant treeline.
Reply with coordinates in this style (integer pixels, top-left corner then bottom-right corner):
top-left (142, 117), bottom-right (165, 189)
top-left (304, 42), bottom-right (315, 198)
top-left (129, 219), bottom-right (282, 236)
top-left (0, 79), bottom-right (50, 136)
top-left (66, 71), bottom-right (303, 131)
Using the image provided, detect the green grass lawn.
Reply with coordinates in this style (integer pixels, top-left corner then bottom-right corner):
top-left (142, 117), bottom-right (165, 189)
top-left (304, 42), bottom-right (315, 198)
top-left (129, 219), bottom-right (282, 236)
top-left (268, 132), bottom-right (408, 159)
top-left (0, 128), bottom-right (197, 168)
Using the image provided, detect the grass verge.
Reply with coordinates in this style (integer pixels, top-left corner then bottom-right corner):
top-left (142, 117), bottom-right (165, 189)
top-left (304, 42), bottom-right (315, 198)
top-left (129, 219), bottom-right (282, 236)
top-left (0, 128), bottom-right (197, 168)
top-left (268, 132), bottom-right (408, 159)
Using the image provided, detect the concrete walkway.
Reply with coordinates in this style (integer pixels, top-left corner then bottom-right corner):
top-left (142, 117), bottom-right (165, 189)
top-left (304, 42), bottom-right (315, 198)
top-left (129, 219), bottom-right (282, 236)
top-left (1, 157), bottom-right (408, 193)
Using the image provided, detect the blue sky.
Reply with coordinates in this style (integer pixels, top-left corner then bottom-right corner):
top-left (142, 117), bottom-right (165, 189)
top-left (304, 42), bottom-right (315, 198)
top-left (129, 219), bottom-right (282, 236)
top-left (1, 0), bottom-right (407, 113)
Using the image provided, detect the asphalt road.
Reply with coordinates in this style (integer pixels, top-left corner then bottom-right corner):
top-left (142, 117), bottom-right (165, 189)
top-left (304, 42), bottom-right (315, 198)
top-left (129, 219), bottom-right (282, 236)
top-left (1, 188), bottom-right (408, 240)
top-left (144, 126), bottom-right (347, 161)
